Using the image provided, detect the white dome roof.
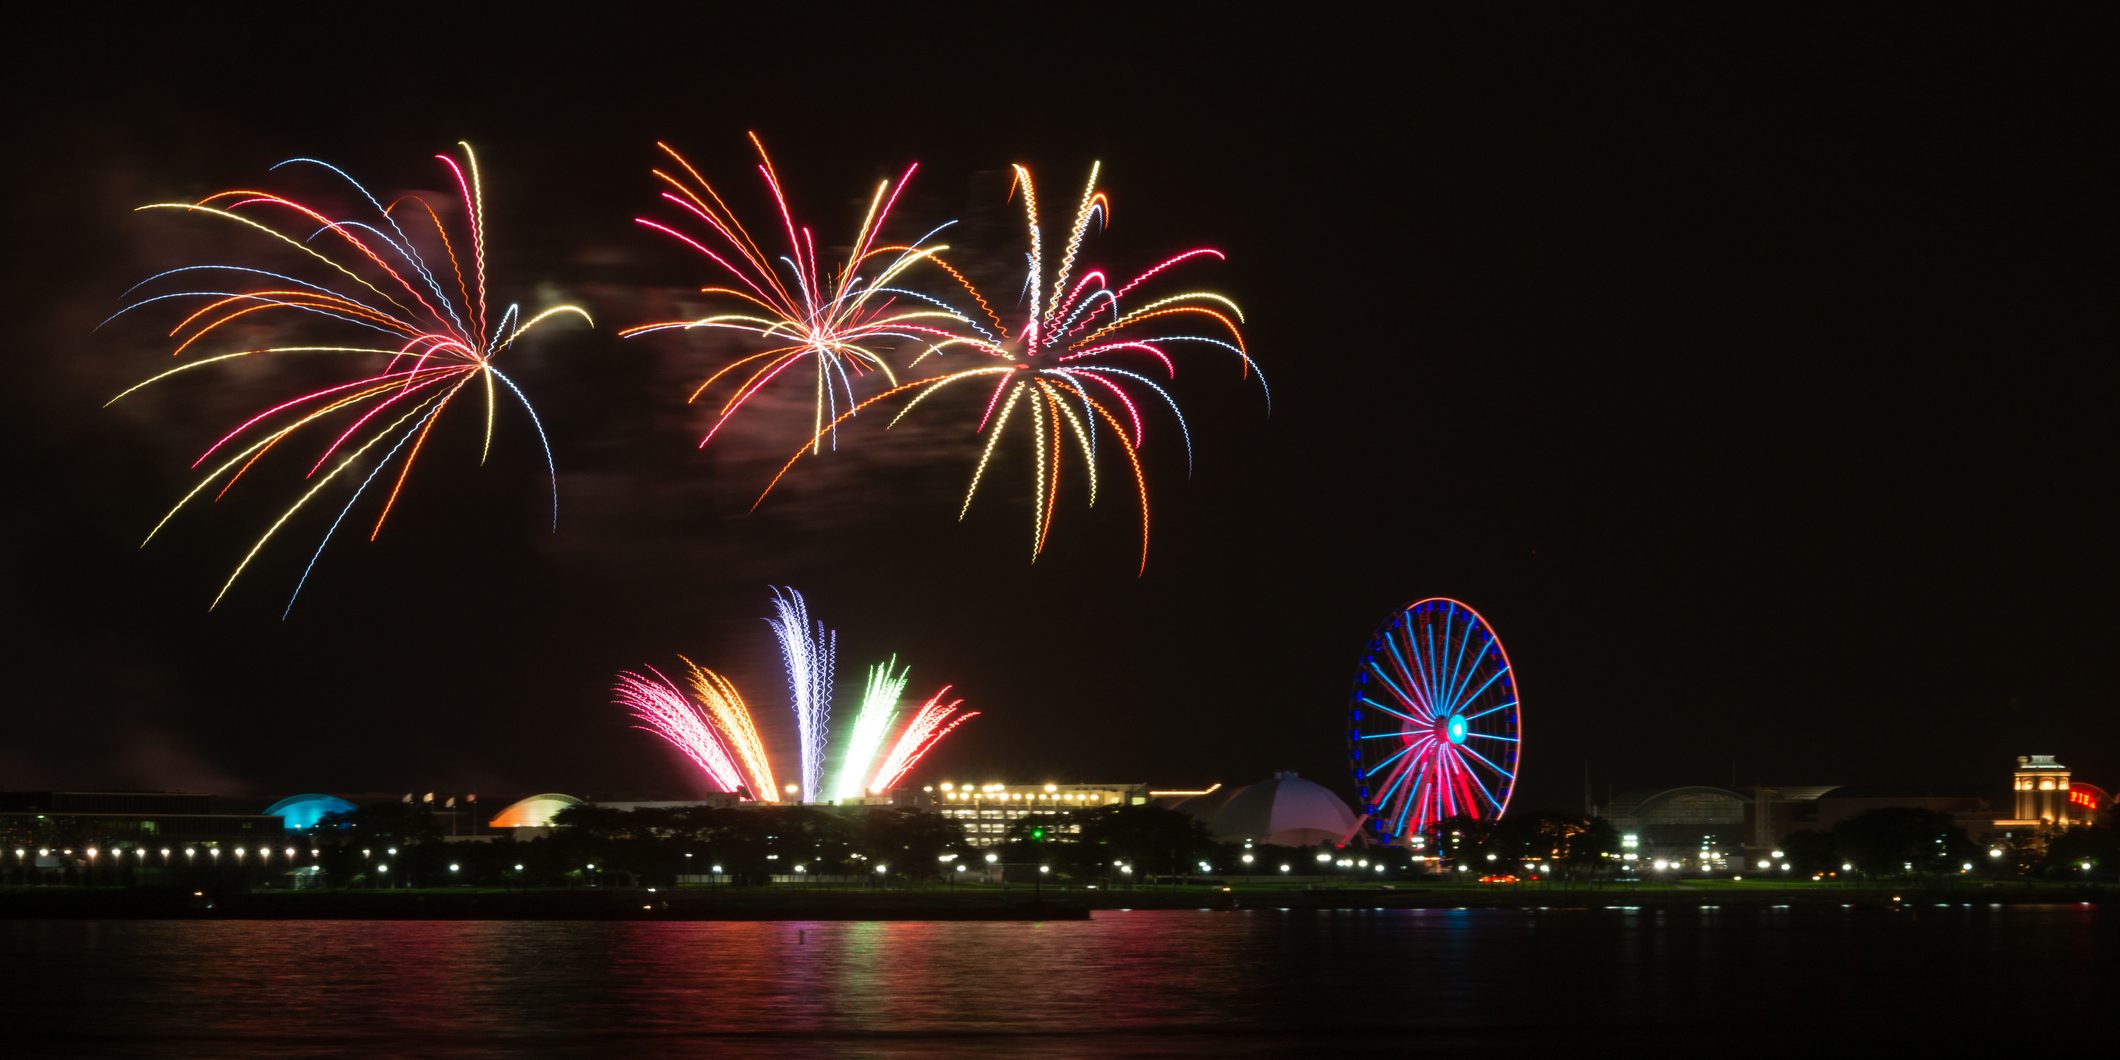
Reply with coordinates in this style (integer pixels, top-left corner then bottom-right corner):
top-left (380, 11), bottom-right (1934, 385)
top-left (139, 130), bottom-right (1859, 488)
top-left (488, 792), bottom-right (583, 828)
top-left (1208, 772), bottom-right (1357, 846)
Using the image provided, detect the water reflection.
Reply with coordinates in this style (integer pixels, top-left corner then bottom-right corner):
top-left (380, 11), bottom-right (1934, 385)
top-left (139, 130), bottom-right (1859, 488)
top-left (4, 905), bottom-right (2111, 1056)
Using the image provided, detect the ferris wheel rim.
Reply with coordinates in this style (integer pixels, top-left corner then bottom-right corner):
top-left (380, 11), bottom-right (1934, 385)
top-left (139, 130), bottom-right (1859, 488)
top-left (1346, 596), bottom-right (1522, 847)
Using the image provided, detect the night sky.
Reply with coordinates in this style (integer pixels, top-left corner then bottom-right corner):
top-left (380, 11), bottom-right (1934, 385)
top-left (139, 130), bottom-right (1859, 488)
top-left (5, 10), bottom-right (2113, 812)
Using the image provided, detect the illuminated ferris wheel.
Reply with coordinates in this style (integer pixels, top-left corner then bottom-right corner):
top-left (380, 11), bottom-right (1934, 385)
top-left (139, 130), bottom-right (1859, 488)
top-left (1346, 597), bottom-right (1521, 846)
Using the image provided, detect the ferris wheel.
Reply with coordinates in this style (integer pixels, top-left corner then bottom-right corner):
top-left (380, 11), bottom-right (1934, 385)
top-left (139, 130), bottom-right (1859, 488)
top-left (1346, 597), bottom-right (1521, 846)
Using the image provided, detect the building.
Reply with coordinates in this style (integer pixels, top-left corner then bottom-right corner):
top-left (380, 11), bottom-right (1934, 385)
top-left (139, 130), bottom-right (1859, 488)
top-left (1600, 754), bottom-right (2113, 869)
top-left (0, 791), bottom-right (287, 850)
top-left (1170, 772), bottom-right (1359, 847)
top-left (262, 793), bottom-right (357, 831)
top-left (1995, 754), bottom-right (2087, 829)
top-left (1598, 785), bottom-right (1751, 870)
top-left (1, 791), bottom-right (289, 877)
top-left (488, 792), bottom-right (587, 833)
top-left (904, 781), bottom-right (1150, 846)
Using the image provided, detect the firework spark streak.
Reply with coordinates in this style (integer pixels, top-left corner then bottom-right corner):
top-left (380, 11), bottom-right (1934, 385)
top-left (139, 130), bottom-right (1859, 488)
top-left (613, 657), bottom-right (780, 802)
top-left (832, 655), bottom-right (911, 800)
top-left (617, 589), bottom-right (976, 801)
top-left (102, 143), bottom-right (590, 613)
top-left (621, 134), bottom-right (961, 453)
top-left (614, 666), bottom-right (745, 794)
top-left (680, 656), bottom-right (781, 802)
top-left (766, 585), bottom-right (835, 804)
top-left (752, 161), bottom-right (1266, 573)
top-left (867, 687), bottom-right (980, 794)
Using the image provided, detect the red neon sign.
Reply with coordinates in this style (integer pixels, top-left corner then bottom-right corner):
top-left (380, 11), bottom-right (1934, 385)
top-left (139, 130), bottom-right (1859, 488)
top-left (2069, 789), bottom-right (2099, 811)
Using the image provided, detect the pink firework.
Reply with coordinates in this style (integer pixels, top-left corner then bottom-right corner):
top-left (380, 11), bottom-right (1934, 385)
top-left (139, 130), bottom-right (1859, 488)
top-left (613, 666), bottom-right (745, 795)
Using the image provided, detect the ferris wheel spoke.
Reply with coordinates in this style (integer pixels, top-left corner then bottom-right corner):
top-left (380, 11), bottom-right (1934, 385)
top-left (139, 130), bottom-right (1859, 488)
top-left (1444, 747), bottom-right (1481, 817)
top-left (1400, 628), bottom-right (1441, 720)
top-left (1451, 745), bottom-right (1509, 814)
top-left (1424, 620), bottom-right (1444, 717)
top-left (1440, 622), bottom-right (1476, 714)
top-left (1382, 633), bottom-right (1436, 717)
top-left (1427, 747), bottom-right (1452, 818)
top-left (1362, 663), bottom-right (1426, 718)
top-left (1455, 741), bottom-right (1513, 785)
top-left (1392, 773), bottom-right (1423, 835)
top-left (1361, 742), bottom-right (1416, 779)
top-left (1465, 731), bottom-right (1518, 743)
top-left (1356, 694), bottom-right (1422, 725)
top-left (1450, 665), bottom-right (1510, 715)
top-left (1372, 751), bottom-right (1420, 807)
top-left (1434, 636), bottom-right (1479, 714)
top-left (1461, 699), bottom-right (1516, 722)
top-left (1356, 729), bottom-right (1423, 739)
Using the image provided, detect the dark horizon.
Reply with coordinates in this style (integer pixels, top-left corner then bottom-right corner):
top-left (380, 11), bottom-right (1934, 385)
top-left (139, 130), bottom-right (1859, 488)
top-left (5, 10), bottom-right (2114, 812)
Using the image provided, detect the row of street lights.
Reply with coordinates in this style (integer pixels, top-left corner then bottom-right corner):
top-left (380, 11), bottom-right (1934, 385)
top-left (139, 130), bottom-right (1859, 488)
top-left (12, 844), bottom-right (316, 864)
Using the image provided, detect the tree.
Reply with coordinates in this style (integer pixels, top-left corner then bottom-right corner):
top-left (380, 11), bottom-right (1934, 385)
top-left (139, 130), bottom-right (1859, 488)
top-left (1070, 805), bottom-right (1217, 880)
top-left (1829, 808), bottom-right (1977, 876)
top-left (1778, 828), bottom-right (1839, 874)
top-left (853, 808), bottom-right (968, 880)
top-left (2037, 821), bottom-right (2118, 881)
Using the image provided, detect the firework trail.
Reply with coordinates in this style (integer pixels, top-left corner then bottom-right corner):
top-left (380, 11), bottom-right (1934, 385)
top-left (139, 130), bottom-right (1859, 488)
top-left (103, 143), bottom-right (590, 614)
top-left (617, 590), bottom-right (977, 801)
top-left (621, 134), bottom-right (962, 453)
top-left (680, 656), bottom-right (780, 802)
top-left (753, 161), bottom-right (1266, 573)
top-left (867, 687), bottom-right (980, 794)
top-left (832, 655), bottom-right (911, 800)
top-left (613, 657), bottom-right (779, 801)
top-left (766, 585), bottom-right (835, 803)
top-left (614, 666), bottom-right (744, 794)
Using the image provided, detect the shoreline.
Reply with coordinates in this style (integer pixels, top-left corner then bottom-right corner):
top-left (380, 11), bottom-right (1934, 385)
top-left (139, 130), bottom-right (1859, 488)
top-left (2, 880), bottom-right (2107, 921)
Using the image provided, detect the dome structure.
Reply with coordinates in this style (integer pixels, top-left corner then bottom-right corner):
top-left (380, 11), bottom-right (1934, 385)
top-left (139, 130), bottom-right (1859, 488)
top-left (263, 793), bottom-right (357, 831)
top-left (488, 793), bottom-right (585, 829)
top-left (1203, 772), bottom-right (1358, 847)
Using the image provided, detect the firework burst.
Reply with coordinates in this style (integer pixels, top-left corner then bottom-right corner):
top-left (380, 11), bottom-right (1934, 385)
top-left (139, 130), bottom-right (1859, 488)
top-left (621, 134), bottom-right (961, 453)
top-left (754, 161), bottom-right (1266, 572)
top-left (103, 143), bottom-right (590, 613)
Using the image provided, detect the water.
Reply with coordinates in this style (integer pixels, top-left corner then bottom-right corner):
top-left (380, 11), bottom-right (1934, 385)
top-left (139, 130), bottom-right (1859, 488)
top-left (4, 904), bottom-right (2113, 1056)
